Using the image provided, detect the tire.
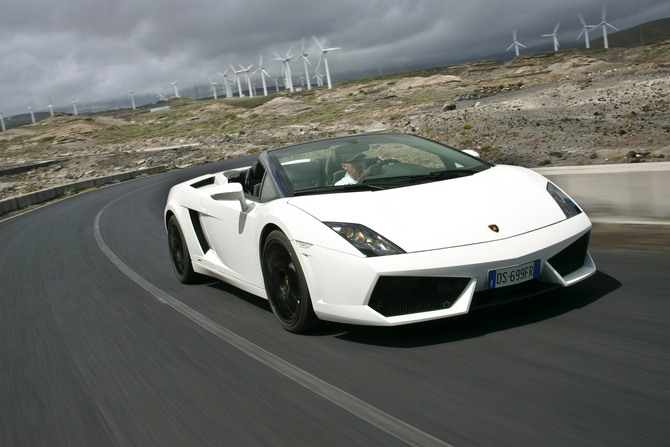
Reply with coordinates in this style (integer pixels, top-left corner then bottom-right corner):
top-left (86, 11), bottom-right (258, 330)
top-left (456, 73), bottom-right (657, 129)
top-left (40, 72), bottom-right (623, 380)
top-left (262, 230), bottom-right (318, 333)
top-left (167, 215), bottom-right (198, 284)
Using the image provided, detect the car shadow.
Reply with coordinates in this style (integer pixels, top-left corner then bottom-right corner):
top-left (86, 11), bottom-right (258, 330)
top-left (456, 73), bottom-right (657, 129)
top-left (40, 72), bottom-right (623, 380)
top-left (317, 271), bottom-right (621, 347)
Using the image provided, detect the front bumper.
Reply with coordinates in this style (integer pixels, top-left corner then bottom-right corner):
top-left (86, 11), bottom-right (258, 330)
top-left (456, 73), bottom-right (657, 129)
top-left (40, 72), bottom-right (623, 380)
top-left (295, 213), bottom-right (595, 326)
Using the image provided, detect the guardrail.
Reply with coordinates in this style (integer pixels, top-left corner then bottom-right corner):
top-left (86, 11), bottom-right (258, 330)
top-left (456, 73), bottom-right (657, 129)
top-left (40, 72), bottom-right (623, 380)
top-left (0, 166), bottom-right (166, 216)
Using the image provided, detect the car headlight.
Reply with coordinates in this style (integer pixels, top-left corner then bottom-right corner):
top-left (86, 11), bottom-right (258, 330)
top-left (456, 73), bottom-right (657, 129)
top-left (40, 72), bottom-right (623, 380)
top-left (547, 182), bottom-right (582, 219)
top-left (325, 222), bottom-right (405, 257)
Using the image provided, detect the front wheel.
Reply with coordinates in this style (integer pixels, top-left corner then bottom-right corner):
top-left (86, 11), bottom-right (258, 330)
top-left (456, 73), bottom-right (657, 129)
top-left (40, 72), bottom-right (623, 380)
top-left (262, 231), bottom-right (318, 333)
top-left (167, 215), bottom-right (199, 284)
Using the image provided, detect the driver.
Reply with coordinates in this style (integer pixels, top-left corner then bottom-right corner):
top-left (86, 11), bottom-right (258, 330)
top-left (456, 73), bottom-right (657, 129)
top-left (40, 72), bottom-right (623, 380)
top-left (335, 153), bottom-right (382, 185)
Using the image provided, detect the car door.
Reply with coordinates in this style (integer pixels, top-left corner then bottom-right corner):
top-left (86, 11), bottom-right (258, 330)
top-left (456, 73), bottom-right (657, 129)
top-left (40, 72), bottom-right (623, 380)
top-left (199, 186), bottom-right (264, 288)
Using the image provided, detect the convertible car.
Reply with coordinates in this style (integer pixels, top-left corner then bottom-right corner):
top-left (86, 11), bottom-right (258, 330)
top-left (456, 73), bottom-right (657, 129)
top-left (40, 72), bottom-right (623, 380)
top-left (165, 133), bottom-right (595, 332)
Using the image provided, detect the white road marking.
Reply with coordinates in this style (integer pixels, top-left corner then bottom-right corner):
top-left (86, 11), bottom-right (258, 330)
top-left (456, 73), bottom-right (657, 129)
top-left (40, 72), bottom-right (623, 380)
top-left (94, 185), bottom-right (453, 447)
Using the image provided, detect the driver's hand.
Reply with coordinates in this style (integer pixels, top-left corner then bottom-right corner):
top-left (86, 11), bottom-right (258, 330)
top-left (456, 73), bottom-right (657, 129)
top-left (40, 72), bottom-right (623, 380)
top-left (360, 164), bottom-right (382, 180)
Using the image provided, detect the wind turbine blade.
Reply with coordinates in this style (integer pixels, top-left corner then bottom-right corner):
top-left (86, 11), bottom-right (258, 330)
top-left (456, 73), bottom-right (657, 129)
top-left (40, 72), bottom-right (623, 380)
top-left (301, 37), bottom-right (305, 53)
top-left (602, 5), bottom-right (606, 21)
top-left (506, 43), bottom-right (515, 51)
top-left (312, 35), bottom-right (324, 50)
top-left (285, 45), bottom-right (294, 58)
top-left (607, 23), bottom-right (619, 31)
top-left (513, 29), bottom-right (517, 40)
top-left (554, 22), bottom-right (561, 33)
top-left (578, 13), bottom-right (586, 26)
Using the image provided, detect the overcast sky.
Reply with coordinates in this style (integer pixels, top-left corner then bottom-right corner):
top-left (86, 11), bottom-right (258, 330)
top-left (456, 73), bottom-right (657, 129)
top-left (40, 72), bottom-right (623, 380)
top-left (1, 0), bottom-right (668, 117)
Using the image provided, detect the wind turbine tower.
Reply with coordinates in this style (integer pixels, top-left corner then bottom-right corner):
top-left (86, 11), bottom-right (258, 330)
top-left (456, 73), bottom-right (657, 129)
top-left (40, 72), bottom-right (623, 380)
top-left (542, 22), bottom-right (561, 52)
top-left (596, 5), bottom-right (618, 49)
top-left (209, 79), bottom-right (218, 99)
top-left (506, 29), bottom-right (526, 57)
top-left (239, 64), bottom-right (254, 97)
top-left (129, 90), bottom-right (136, 110)
top-left (296, 38), bottom-right (312, 91)
top-left (252, 55), bottom-right (271, 96)
top-left (28, 107), bottom-right (35, 124)
top-left (0, 112), bottom-right (5, 131)
top-left (48, 97), bottom-right (54, 116)
top-left (229, 65), bottom-right (245, 97)
top-left (72, 99), bottom-right (80, 115)
top-left (577, 14), bottom-right (595, 49)
top-left (218, 69), bottom-right (233, 98)
top-left (312, 35), bottom-right (340, 89)
top-left (275, 47), bottom-right (295, 92)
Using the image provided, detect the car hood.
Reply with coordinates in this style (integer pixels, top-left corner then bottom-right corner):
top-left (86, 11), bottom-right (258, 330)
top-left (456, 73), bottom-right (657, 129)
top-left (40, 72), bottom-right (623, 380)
top-left (287, 165), bottom-right (567, 253)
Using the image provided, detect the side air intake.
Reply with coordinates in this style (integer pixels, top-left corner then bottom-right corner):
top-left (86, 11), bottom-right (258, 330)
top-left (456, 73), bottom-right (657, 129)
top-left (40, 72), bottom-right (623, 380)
top-left (188, 209), bottom-right (210, 253)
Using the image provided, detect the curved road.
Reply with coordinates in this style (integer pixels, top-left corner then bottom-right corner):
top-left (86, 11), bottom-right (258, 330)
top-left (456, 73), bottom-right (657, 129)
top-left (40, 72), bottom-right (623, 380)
top-left (2, 158), bottom-right (668, 446)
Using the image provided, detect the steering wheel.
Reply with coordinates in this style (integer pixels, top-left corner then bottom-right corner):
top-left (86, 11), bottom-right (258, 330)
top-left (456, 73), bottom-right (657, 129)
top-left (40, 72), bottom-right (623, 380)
top-left (377, 158), bottom-right (400, 166)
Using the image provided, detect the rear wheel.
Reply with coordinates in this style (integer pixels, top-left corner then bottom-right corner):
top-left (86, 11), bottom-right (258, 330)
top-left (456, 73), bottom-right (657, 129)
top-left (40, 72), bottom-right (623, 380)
top-left (167, 215), bottom-right (198, 284)
top-left (262, 230), bottom-right (318, 333)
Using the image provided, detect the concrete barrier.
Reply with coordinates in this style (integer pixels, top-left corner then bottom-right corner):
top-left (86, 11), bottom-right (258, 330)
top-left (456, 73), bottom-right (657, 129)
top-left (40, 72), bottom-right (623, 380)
top-left (534, 163), bottom-right (670, 223)
top-left (1, 162), bottom-right (668, 223)
top-left (0, 166), bottom-right (166, 216)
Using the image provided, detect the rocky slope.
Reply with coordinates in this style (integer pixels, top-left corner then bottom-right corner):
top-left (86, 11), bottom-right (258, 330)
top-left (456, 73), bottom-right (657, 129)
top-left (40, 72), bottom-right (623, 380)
top-left (1, 43), bottom-right (669, 200)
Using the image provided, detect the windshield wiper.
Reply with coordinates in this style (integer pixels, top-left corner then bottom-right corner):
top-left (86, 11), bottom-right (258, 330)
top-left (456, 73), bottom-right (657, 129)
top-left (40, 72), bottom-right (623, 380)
top-left (294, 183), bottom-right (385, 196)
top-left (415, 169), bottom-right (479, 179)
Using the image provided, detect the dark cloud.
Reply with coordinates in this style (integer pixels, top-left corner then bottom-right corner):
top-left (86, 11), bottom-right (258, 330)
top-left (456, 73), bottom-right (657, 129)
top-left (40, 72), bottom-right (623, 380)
top-left (1, 0), bottom-right (668, 116)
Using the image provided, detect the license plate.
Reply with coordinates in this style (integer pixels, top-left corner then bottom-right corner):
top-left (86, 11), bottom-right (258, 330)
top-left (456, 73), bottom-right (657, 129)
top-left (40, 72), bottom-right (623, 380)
top-left (488, 260), bottom-right (540, 289)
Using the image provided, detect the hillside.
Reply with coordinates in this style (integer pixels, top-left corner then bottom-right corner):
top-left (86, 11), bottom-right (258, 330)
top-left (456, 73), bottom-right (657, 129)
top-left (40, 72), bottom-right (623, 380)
top-left (590, 17), bottom-right (670, 48)
top-left (1, 41), bottom-right (669, 200)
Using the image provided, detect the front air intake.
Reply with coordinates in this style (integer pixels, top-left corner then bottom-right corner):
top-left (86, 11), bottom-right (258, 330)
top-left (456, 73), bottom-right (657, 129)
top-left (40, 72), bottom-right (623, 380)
top-left (368, 277), bottom-right (470, 317)
top-left (547, 231), bottom-right (591, 277)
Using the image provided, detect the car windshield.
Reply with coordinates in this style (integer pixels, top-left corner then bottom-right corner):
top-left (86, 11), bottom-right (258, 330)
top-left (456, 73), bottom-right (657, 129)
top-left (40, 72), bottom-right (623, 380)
top-left (267, 133), bottom-right (491, 195)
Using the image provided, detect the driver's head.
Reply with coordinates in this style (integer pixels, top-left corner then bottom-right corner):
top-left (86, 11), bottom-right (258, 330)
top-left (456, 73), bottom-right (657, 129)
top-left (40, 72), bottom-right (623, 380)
top-left (341, 153), bottom-right (366, 179)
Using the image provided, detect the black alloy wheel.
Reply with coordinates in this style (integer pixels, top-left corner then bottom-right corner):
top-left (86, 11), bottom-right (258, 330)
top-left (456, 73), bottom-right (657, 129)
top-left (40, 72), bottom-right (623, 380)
top-left (262, 230), bottom-right (318, 333)
top-left (168, 215), bottom-right (198, 284)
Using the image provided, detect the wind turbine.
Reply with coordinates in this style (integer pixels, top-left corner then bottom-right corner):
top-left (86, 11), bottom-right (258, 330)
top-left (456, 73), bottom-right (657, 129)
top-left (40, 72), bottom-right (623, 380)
top-left (595, 5), bottom-right (618, 49)
top-left (170, 79), bottom-right (179, 97)
top-left (229, 64), bottom-right (245, 97)
top-left (296, 38), bottom-right (312, 91)
top-left (314, 57), bottom-right (325, 87)
top-left (28, 107), bottom-right (35, 124)
top-left (312, 35), bottom-right (340, 89)
top-left (506, 29), bottom-right (526, 57)
top-left (542, 22), bottom-right (561, 52)
top-left (239, 63), bottom-right (254, 97)
top-left (0, 112), bottom-right (5, 131)
top-left (48, 97), bottom-right (54, 116)
top-left (218, 69), bottom-right (233, 98)
top-left (577, 14), bottom-right (595, 49)
top-left (72, 99), bottom-right (80, 115)
top-left (273, 76), bottom-right (280, 92)
top-left (208, 78), bottom-right (218, 99)
top-left (129, 90), bottom-right (136, 110)
top-left (252, 54), bottom-right (271, 96)
top-left (274, 46), bottom-right (295, 92)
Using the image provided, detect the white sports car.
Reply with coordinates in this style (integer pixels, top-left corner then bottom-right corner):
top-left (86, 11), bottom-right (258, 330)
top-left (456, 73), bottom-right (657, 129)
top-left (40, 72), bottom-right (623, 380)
top-left (165, 133), bottom-right (596, 332)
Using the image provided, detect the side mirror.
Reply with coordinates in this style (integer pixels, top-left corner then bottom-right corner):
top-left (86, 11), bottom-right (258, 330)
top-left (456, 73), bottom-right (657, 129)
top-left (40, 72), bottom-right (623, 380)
top-left (210, 182), bottom-right (248, 211)
top-left (462, 149), bottom-right (480, 158)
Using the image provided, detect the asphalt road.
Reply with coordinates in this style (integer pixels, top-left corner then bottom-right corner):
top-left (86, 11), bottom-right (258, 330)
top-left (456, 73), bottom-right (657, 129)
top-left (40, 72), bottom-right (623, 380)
top-left (2, 158), bottom-right (668, 446)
